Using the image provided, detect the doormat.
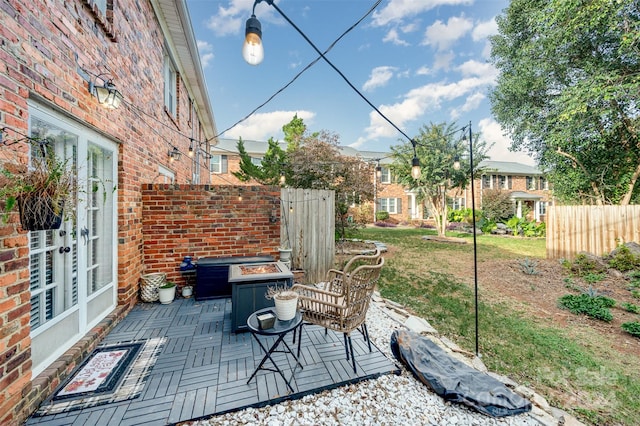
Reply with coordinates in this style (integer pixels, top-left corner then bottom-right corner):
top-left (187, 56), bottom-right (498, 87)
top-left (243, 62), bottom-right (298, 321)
top-left (35, 337), bottom-right (165, 416)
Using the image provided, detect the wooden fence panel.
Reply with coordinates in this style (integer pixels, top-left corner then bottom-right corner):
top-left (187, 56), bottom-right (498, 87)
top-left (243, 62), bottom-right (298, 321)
top-left (547, 205), bottom-right (640, 259)
top-left (281, 188), bottom-right (335, 283)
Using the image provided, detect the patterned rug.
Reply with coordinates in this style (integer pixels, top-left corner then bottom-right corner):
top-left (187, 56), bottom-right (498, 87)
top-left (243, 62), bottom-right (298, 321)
top-left (35, 337), bottom-right (165, 415)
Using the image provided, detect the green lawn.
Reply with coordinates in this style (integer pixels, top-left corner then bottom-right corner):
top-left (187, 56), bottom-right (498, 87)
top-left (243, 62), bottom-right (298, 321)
top-left (356, 227), bottom-right (639, 426)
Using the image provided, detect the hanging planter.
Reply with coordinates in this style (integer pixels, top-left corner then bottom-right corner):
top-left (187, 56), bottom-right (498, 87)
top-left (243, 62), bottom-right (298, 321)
top-left (1, 144), bottom-right (75, 231)
top-left (17, 195), bottom-right (64, 231)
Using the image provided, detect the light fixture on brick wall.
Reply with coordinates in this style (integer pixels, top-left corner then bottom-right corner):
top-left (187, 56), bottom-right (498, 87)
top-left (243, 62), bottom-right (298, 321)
top-left (168, 146), bottom-right (182, 162)
top-left (89, 78), bottom-right (123, 109)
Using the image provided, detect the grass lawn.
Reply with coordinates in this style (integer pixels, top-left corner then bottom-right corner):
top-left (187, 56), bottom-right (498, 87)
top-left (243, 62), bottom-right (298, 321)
top-left (355, 226), bottom-right (640, 426)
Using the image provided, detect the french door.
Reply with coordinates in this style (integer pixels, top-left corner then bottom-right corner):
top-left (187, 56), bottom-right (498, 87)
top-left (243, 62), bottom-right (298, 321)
top-left (28, 103), bottom-right (118, 376)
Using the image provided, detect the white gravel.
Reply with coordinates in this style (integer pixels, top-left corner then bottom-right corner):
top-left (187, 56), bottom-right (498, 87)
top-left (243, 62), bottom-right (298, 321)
top-left (189, 303), bottom-right (540, 426)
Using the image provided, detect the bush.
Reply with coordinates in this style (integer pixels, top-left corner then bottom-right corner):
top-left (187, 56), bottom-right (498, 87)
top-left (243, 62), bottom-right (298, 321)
top-left (607, 244), bottom-right (640, 272)
top-left (374, 221), bottom-right (397, 228)
top-left (621, 321), bottom-right (640, 338)
top-left (375, 211), bottom-right (390, 221)
top-left (481, 188), bottom-right (514, 222)
top-left (558, 293), bottom-right (615, 322)
top-left (448, 208), bottom-right (475, 223)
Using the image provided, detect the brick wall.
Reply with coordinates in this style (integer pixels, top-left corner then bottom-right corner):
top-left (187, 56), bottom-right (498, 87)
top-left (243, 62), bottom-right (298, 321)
top-left (0, 1), bottom-right (212, 424)
top-left (141, 184), bottom-right (282, 285)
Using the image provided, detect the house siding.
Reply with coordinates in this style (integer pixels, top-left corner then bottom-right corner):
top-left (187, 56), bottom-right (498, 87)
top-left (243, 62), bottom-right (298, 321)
top-left (0, 1), bottom-right (215, 424)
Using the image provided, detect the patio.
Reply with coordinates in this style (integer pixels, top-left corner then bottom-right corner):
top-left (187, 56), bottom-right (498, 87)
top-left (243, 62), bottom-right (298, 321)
top-left (26, 297), bottom-right (400, 426)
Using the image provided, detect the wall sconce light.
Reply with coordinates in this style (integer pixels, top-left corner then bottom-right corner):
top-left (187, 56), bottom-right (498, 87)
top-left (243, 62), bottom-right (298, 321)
top-left (89, 79), bottom-right (123, 109)
top-left (168, 146), bottom-right (182, 162)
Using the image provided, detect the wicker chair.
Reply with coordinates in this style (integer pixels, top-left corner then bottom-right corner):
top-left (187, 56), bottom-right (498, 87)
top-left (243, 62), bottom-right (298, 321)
top-left (293, 256), bottom-right (384, 373)
top-left (322, 248), bottom-right (382, 294)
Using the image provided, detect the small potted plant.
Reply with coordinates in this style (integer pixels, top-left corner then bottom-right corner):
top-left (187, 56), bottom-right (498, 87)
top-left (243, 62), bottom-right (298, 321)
top-left (266, 285), bottom-right (299, 321)
top-left (158, 281), bottom-right (177, 304)
top-left (0, 144), bottom-right (76, 230)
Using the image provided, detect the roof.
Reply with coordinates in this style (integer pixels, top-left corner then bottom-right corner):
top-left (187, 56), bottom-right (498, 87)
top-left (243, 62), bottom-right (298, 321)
top-left (153, 1), bottom-right (217, 143)
top-left (479, 160), bottom-right (542, 175)
top-left (212, 139), bottom-right (541, 172)
top-left (510, 191), bottom-right (543, 200)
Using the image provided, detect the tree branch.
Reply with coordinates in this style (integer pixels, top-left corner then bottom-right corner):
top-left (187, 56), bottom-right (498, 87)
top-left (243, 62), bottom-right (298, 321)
top-left (555, 148), bottom-right (605, 205)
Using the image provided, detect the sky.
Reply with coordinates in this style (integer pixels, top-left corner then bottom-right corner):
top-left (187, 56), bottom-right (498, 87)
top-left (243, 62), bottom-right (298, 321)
top-left (185, 0), bottom-right (535, 165)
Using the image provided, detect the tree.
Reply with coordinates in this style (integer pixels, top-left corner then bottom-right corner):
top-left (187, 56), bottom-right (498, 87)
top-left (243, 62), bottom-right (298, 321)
top-left (232, 137), bottom-right (287, 186)
top-left (490, 0), bottom-right (640, 205)
top-left (287, 130), bottom-right (374, 239)
top-left (391, 122), bottom-right (489, 237)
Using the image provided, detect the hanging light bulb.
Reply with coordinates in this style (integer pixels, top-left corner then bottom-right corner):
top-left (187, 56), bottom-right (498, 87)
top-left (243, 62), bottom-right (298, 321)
top-left (279, 170), bottom-right (286, 185)
top-left (242, 15), bottom-right (264, 65)
top-left (411, 156), bottom-right (421, 179)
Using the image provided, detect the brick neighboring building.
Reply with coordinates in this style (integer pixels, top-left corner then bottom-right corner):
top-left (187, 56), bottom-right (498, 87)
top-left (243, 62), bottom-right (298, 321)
top-left (209, 139), bottom-right (551, 223)
top-left (0, 2), bottom-right (216, 424)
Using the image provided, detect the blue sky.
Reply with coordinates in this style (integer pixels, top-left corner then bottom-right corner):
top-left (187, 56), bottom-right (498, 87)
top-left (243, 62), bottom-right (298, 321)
top-left (186, 0), bottom-right (535, 165)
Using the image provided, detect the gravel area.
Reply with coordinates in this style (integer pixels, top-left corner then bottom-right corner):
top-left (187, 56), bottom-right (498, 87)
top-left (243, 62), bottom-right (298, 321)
top-left (186, 303), bottom-right (540, 426)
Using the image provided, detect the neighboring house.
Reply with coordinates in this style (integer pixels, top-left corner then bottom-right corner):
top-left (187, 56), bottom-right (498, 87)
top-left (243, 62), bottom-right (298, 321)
top-left (209, 140), bottom-right (551, 223)
top-left (0, 2), bottom-right (216, 424)
top-left (457, 161), bottom-right (551, 222)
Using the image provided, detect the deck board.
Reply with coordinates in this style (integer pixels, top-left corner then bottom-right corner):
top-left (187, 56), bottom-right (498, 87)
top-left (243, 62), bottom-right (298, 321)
top-left (27, 297), bottom-right (400, 425)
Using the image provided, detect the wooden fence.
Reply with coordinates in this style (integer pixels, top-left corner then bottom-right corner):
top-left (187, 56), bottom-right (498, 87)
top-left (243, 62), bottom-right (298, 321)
top-left (546, 205), bottom-right (640, 259)
top-left (281, 188), bottom-right (335, 283)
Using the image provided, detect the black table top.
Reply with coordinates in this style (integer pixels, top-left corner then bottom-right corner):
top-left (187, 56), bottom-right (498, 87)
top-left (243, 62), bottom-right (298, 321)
top-left (246, 307), bottom-right (302, 336)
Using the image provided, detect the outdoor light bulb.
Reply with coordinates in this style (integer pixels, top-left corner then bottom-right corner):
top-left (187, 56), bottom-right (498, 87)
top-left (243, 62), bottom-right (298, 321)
top-left (243, 16), bottom-right (264, 65)
top-left (411, 157), bottom-right (421, 179)
top-left (279, 174), bottom-right (286, 185)
top-left (453, 157), bottom-right (461, 170)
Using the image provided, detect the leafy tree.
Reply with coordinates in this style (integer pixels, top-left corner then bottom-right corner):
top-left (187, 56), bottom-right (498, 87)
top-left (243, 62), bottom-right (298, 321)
top-left (490, 0), bottom-right (640, 205)
top-left (391, 122), bottom-right (489, 237)
top-left (288, 130), bottom-right (374, 239)
top-left (232, 137), bottom-right (287, 186)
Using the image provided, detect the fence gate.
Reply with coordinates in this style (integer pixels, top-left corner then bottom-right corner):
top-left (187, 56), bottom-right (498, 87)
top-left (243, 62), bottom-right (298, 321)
top-left (281, 188), bottom-right (335, 283)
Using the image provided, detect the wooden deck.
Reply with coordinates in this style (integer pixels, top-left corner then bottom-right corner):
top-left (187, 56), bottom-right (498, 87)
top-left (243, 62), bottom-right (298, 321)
top-left (27, 298), bottom-right (400, 425)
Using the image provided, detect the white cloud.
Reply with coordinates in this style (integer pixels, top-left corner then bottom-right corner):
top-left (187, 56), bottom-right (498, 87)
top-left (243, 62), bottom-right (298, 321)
top-left (382, 28), bottom-right (410, 46)
top-left (197, 40), bottom-right (214, 68)
top-left (205, 0), bottom-right (279, 36)
top-left (371, 0), bottom-right (473, 26)
top-left (416, 66), bottom-right (431, 76)
top-left (472, 18), bottom-right (499, 41)
top-left (433, 51), bottom-right (456, 71)
top-left (457, 60), bottom-right (498, 80)
top-left (422, 16), bottom-right (474, 51)
top-left (363, 66), bottom-right (397, 92)
top-left (363, 75), bottom-right (496, 141)
top-left (223, 110), bottom-right (316, 141)
top-left (450, 92), bottom-right (485, 119)
top-left (478, 118), bottom-right (535, 165)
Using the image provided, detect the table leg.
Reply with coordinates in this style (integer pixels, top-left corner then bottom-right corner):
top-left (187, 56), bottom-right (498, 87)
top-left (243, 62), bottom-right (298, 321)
top-left (247, 329), bottom-right (303, 393)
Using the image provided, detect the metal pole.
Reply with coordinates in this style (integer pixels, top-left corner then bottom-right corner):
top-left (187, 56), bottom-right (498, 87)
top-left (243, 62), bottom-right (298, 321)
top-left (467, 121), bottom-right (479, 356)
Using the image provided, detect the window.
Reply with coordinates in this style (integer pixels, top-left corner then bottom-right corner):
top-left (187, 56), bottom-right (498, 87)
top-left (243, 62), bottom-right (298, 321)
top-left (158, 165), bottom-right (175, 184)
top-left (380, 167), bottom-right (391, 184)
top-left (452, 197), bottom-right (466, 210)
top-left (539, 201), bottom-right (547, 216)
top-left (163, 51), bottom-right (177, 116)
top-left (539, 177), bottom-right (548, 190)
top-left (526, 176), bottom-right (537, 190)
top-left (379, 197), bottom-right (402, 214)
top-left (211, 154), bottom-right (228, 174)
top-left (482, 175), bottom-right (492, 189)
top-left (498, 175), bottom-right (512, 189)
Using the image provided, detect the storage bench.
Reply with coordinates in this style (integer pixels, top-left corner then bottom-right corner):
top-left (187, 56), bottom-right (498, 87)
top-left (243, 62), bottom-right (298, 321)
top-left (195, 255), bottom-right (275, 300)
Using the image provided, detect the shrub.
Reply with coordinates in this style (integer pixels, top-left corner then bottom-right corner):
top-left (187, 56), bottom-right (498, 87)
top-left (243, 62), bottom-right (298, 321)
top-left (374, 221), bottom-right (397, 228)
top-left (375, 211), bottom-right (390, 221)
top-left (481, 188), bottom-right (514, 222)
top-left (520, 257), bottom-right (539, 275)
top-left (621, 302), bottom-right (640, 314)
top-left (608, 244), bottom-right (640, 272)
top-left (621, 321), bottom-right (640, 338)
top-left (558, 293), bottom-right (615, 322)
top-left (478, 217), bottom-right (497, 234)
top-left (448, 208), bottom-right (474, 224)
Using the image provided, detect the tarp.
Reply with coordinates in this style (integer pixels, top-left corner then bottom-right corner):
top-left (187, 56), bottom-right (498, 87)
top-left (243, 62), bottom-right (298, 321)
top-left (390, 330), bottom-right (532, 417)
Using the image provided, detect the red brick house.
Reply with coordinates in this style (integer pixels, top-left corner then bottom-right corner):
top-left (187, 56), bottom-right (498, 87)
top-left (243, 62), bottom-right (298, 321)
top-left (0, 2), bottom-right (217, 424)
top-left (208, 139), bottom-right (551, 223)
